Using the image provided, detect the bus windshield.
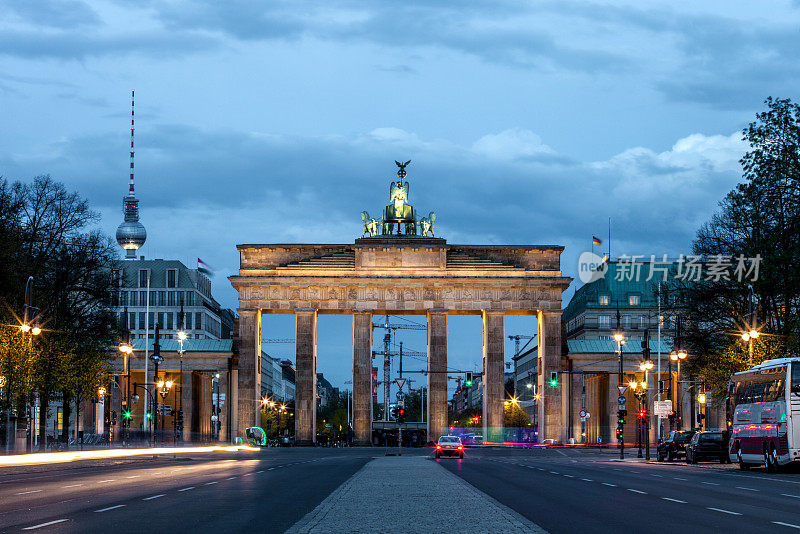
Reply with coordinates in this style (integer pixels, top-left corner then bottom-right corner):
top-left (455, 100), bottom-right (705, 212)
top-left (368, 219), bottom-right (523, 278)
top-left (793, 363), bottom-right (800, 395)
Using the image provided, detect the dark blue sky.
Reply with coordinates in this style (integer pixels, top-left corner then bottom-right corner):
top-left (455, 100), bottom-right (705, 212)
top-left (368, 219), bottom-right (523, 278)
top-left (1, 0), bottom-right (797, 389)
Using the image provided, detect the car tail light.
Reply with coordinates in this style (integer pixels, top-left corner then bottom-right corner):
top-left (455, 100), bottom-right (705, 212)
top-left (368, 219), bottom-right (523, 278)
top-left (458, 446), bottom-right (463, 450)
top-left (436, 445), bottom-right (441, 450)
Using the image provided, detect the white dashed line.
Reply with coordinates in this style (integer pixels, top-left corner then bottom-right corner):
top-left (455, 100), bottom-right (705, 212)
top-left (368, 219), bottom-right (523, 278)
top-left (267, 467), bottom-right (275, 471)
top-left (125, 475), bottom-right (140, 479)
top-left (256, 470), bottom-right (264, 473)
top-left (97, 479), bottom-right (115, 483)
top-left (204, 481), bottom-right (218, 485)
top-left (736, 486), bottom-right (759, 492)
top-left (773, 521), bottom-right (800, 529)
top-left (62, 484), bottom-right (83, 488)
top-left (782, 494), bottom-right (800, 499)
top-left (651, 474), bottom-right (663, 478)
top-left (94, 505), bottom-right (126, 513)
top-left (673, 477), bottom-right (687, 481)
top-left (242, 473), bottom-right (252, 477)
top-left (178, 487), bottom-right (195, 492)
top-left (627, 489), bottom-right (647, 494)
top-left (707, 507), bottom-right (741, 516)
top-left (550, 471), bottom-right (559, 475)
top-left (143, 494), bottom-right (165, 501)
top-left (663, 498), bottom-right (687, 504)
top-left (22, 519), bottom-right (70, 530)
top-left (581, 478), bottom-right (593, 482)
top-left (226, 476), bottom-right (237, 480)
top-left (15, 490), bottom-right (42, 495)
top-left (602, 483), bottom-right (617, 487)
top-left (701, 482), bottom-right (720, 486)
top-left (563, 474), bottom-right (574, 478)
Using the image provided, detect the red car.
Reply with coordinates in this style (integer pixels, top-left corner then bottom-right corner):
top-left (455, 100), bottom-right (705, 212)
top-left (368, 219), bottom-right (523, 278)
top-left (436, 436), bottom-right (464, 459)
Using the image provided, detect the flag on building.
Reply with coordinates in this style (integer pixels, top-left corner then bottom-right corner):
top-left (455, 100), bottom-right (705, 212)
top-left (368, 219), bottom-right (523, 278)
top-left (197, 257), bottom-right (215, 276)
top-left (592, 236), bottom-right (602, 246)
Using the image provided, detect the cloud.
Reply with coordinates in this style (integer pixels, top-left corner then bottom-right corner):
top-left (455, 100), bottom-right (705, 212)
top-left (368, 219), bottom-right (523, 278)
top-left (0, 123), bottom-right (747, 310)
top-left (2, 0), bottom-right (101, 29)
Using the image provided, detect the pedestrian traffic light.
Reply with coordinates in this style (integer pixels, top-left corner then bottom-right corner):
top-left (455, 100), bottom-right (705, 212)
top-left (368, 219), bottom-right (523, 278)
top-left (397, 408), bottom-right (406, 423)
top-left (549, 371), bottom-right (558, 387)
top-left (616, 425), bottom-right (623, 439)
top-left (465, 372), bottom-right (473, 387)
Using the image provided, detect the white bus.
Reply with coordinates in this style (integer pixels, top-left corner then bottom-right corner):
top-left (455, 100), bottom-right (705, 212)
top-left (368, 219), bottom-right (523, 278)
top-left (727, 357), bottom-right (800, 471)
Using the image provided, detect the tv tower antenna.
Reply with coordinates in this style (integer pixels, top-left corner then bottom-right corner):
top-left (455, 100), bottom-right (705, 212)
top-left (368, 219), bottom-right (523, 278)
top-left (116, 89), bottom-right (147, 259)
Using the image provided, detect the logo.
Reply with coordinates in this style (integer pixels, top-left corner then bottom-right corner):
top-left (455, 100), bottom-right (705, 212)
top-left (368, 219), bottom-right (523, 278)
top-left (578, 251), bottom-right (608, 284)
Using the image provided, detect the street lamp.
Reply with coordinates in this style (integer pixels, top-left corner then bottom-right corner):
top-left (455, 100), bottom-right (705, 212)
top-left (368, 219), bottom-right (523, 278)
top-left (176, 329), bottom-right (186, 442)
top-left (614, 330), bottom-right (625, 459)
top-left (670, 350), bottom-right (687, 430)
top-left (697, 392), bottom-right (707, 430)
top-left (157, 379), bottom-right (173, 444)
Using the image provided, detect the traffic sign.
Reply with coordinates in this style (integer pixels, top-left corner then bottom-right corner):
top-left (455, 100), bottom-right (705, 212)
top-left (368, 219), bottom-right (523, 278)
top-left (654, 400), bottom-right (672, 417)
top-left (617, 386), bottom-right (628, 396)
top-left (617, 395), bottom-right (627, 405)
top-left (395, 378), bottom-right (407, 390)
top-left (396, 391), bottom-right (405, 400)
top-left (579, 409), bottom-right (588, 418)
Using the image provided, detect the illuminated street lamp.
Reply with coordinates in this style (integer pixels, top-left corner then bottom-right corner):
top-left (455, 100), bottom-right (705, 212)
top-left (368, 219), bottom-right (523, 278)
top-left (98, 386), bottom-right (106, 397)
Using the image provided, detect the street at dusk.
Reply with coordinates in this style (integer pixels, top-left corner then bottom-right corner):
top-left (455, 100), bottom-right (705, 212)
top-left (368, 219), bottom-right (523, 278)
top-left (3, 1), bottom-right (800, 532)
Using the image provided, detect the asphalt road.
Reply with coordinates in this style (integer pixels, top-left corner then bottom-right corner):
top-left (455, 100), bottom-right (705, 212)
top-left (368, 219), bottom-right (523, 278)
top-left (438, 447), bottom-right (800, 533)
top-left (4, 446), bottom-right (800, 533)
top-left (0, 449), bottom-right (373, 533)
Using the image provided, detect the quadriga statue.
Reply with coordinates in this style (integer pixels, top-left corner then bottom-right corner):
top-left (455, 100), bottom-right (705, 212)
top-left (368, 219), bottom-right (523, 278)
top-left (361, 211), bottom-right (379, 237)
top-left (419, 211), bottom-right (436, 237)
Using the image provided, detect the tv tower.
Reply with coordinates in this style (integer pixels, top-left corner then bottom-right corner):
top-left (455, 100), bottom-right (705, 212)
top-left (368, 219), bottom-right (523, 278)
top-left (116, 90), bottom-right (147, 260)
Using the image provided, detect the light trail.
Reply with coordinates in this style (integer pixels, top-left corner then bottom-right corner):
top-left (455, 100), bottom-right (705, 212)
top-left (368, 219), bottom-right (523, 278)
top-left (0, 445), bottom-right (259, 467)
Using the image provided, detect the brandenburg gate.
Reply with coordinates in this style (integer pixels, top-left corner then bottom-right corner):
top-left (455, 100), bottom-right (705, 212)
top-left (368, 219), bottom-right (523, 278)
top-left (229, 162), bottom-right (571, 444)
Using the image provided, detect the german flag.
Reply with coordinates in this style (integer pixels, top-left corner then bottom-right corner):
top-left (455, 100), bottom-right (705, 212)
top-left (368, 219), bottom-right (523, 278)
top-left (592, 236), bottom-right (602, 246)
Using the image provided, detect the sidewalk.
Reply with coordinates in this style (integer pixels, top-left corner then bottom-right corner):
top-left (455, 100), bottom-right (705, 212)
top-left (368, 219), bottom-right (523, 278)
top-left (287, 456), bottom-right (547, 534)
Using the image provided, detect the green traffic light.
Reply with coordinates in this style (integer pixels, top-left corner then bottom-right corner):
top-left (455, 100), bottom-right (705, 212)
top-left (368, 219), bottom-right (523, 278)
top-left (465, 380), bottom-right (472, 387)
top-left (123, 410), bottom-right (132, 420)
top-left (145, 411), bottom-right (152, 419)
top-left (549, 379), bottom-right (557, 387)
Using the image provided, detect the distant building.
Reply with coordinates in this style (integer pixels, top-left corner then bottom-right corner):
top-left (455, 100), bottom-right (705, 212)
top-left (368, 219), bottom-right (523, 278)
top-left (260, 353), bottom-right (296, 403)
top-left (111, 258), bottom-right (235, 341)
top-left (316, 373), bottom-right (339, 407)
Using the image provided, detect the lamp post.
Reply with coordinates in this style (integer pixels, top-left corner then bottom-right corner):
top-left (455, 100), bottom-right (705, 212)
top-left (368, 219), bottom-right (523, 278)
top-left (669, 348), bottom-right (687, 430)
top-left (635, 360), bottom-right (653, 460)
top-left (157, 379), bottom-right (173, 444)
top-left (614, 330), bottom-right (625, 460)
top-left (150, 325), bottom-right (162, 444)
top-left (118, 339), bottom-right (133, 445)
top-left (19, 276), bottom-right (41, 452)
top-left (177, 329), bottom-right (186, 442)
top-left (697, 391), bottom-right (707, 430)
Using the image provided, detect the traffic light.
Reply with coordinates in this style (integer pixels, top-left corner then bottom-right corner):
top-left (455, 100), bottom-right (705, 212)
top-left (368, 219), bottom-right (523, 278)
top-left (549, 371), bottom-right (558, 387)
top-left (616, 425), bottom-right (623, 439)
top-left (617, 409), bottom-right (627, 425)
top-left (397, 408), bottom-right (406, 423)
top-left (122, 409), bottom-right (132, 420)
top-left (465, 372), bottom-right (473, 387)
top-left (145, 411), bottom-right (152, 420)
top-left (637, 410), bottom-right (646, 420)
top-left (390, 406), bottom-right (398, 420)
top-left (668, 411), bottom-right (676, 424)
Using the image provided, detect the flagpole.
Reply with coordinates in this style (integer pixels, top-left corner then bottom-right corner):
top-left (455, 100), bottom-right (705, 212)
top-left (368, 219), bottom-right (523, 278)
top-left (608, 217), bottom-right (611, 260)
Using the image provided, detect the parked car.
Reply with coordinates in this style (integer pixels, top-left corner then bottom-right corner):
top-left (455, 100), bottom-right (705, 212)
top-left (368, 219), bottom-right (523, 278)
top-left (685, 431), bottom-right (731, 464)
top-left (435, 436), bottom-right (464, 459)
top-left (657, 430), bottom-right (695, 462)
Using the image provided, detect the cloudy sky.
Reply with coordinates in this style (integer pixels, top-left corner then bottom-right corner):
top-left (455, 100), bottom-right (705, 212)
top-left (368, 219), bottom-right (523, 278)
top-left (1, 0), bottom-right (797, 389)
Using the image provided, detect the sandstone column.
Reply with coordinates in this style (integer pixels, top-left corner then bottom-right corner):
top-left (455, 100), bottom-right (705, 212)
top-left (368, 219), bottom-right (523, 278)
top-left (295, 310), bottom-right (317, 445)
top-left (482, 311), bottom-right (504, 442)
top-left (237, 310), bottom-right (261, 439)
top-left (427, 311), bottom-right (448, 443)
top-left (180, 367), bottom-right (193, 442)
top-left (352, 312), bottom-right (373, 445)
top-left (538, 310), bottom-right (565, 442)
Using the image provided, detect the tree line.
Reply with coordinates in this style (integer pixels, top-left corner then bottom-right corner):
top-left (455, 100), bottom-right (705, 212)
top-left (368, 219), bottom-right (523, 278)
top-left (0, 175), bottom-right (119, 450)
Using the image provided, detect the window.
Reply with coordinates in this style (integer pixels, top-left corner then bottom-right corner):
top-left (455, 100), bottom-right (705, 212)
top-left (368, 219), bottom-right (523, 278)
top-left (139, 312), bottom-right (145, 329)
top-left (623, 315), bottom-right (630, 328)
top-left (140, 291), bottom-right (147, 306)
top-left (111, 292), bottom-right (119, 306)
top-left (793, 363), bottom-right (800, 396)
top-left (186, 292), bottom-right (194, 306)
top-left (129, 291), bottom-right (136, 306)
top-left (148, 312), bottom-right (155, 328)
top-left (598, 295), bottom-right (610, 306)
top-left (177, 291), bottom-right (184, 306)
top-left (139, 270), bottom-right (149, 288)
top-left (158, 291), bottom-right (166, 306)
top-left (629, 295), bottom-right (640, 306)
top-left (120, 291), bottom-right (128, 306)
top-left (598, 335), bottom-right (610, 341)
top-left (167, 312), bottom-right (173, 330)
top-left (129, 312), bottom-right (136, 330)
top-left (195, 312), bottom-right (203, 330)
top-left (639, 316), bottom-right (647, 329)
top-left (149, 292), bottom-right (157, 306)
top-left (157, 312), bottom-right (164, 329)
top-left (112, 269), bottom-right (122, 287)
top-left (598, 315), bottom-right (610, 327)
top-left (168, 291), bottom-right (175, 306)
top-left (167, 269), bottom-right (177, 288)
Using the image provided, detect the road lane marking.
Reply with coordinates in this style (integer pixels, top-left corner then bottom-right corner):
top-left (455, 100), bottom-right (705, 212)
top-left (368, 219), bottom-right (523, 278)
top-left (256, 470), bottom-right (264, 473)
top-left (674, 477), bottom-right (688, 481)
top-left (707, 507), bottom-right (741, 516)
top-left (16, 490), bottom-right (42, 495)
top-left (563, 474), bottom-right (574, 478)
top-left (97, 479), bottom-right (115, 483)
top-left (62, 484), bottom-right (83, 488)
top-left (773, 522), bottom-right (800, 529)
top-left (268, 467), bottom-right (275, 471)
top-left (663, 498), bottom-right (687, 503)
top-left (143, 494), bottom-right (165, 501)
top-left (549, 471), bottom-right (559, 474)
top-left (651, 474), bottom-right (663, 478)
top-left (736, 486), bottom-right (759, 491)
top-left (94, 505), bottom-right (126, 513)
top-left (178, 487), bottom-right (195, 492)
top-left (602, 483), bottom-right (617, 487)
top-left (701, 482), bottom-right (720, 486)
top-left (125, 475), bottom-right (140, 479)
top-left (226, 476), bottom-right (237, 480)
top-left (22, 519), bottom-right (69, 530)
top-left (782, 494), bottom-right (800, 499)
top-left (204, 481), bottom-right (218, 485)
top-left (627, 489), bottom-right (647, 494)
top-left (581, 478), bottom-right (593, 482)
top-left (242, 473), bottom-right (252, 477)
